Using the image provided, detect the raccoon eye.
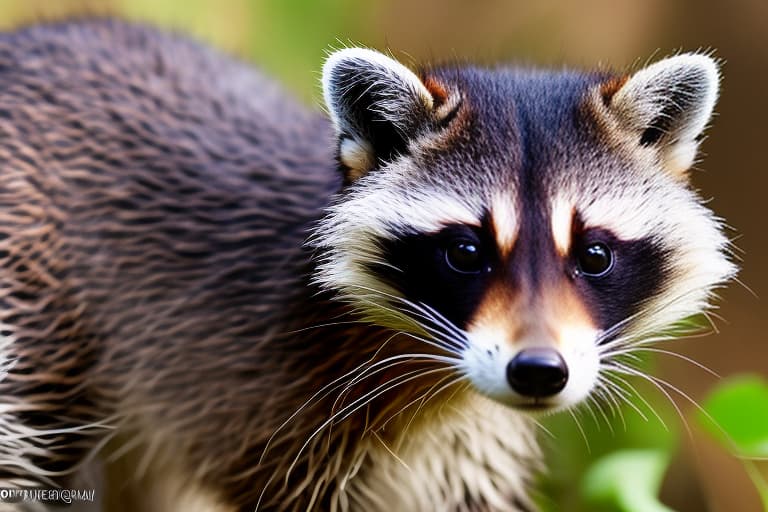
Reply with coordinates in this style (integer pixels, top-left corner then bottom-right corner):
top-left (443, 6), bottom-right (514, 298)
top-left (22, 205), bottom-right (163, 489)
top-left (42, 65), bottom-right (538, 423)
top-left (576, 242), bottom-right (613, 277)
top-left (445, 240), bottom-right (484, 274)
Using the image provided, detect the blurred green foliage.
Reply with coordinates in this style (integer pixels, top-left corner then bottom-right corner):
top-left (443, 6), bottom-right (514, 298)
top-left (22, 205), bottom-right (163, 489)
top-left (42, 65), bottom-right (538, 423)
top-left (582, 450), bottom-right (673, 512)
top-left (538, 378), bottom-right (678, 512)
top-left (118, 0), bottom-right (372, 102)
top-left (701, 375), bottom-right (768, 509)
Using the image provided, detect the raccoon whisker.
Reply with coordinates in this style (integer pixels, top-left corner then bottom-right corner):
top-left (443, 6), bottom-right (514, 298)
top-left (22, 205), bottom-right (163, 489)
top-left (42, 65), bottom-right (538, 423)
top-left (616, 362), bottom-right (732, 445)
top-left (376, 372), bottom-right (456, 431)
top-left (403, 298), bottom-right (468, 343)
top-left (285, 366), bottom-right (455, 484)
top-left (596, 285), bottom-right (724, 347)
top-left (436, 380), bottom-right (472, 419)
top-left (592, 384), bottom-right (624, 431)
top-left (567, 408), bottom-right (590, 453)
top-left (356, 296), bottom-right (464, 354)
top-left (384, 300), bottom-right (467, 351)
top-left (259, 335), bottom-right (447, 472)
top-left (258, 331), bottom-right (403, 465)
top-left (398, 329), bottom-right (465, 357)
top-left (400, 304), bottom-right (467, 350)
top-left (332, 354), bottom-right (461, 415)
top-left (599, 349), bottom-right (643, 364)
top-left (284, 319), bottom-right (366, 335)
top-left (378, 373), bottom-right (468, 452)
top-left (528, 416), bottom-right (556, 440)
top-left (350, 284), bottom-right (468, 351)
top-left (603, 346), bottom-right (720, 378)
top-left (589, 391), bottom-right (616, 435)
top-left (591, 381), bottom-right (617, 418)
top-left (371, 430), bottom-right (411, 473)
top-left (594, 290), bottom-right (697, 344)
top-left (599, 334), bottom-right (705, 365)
top-left (397, 374), bottom-right (468, 440)
top-left (345, 283), bottom-right (467, 341)
top-left (268, 368), bottom-right (428, 504)
top-left (332, 364), bottom-right (458, 428)
top-left (598, 373), bottom-right (653, 425)
top-left (396, 313), bottom-right (467, 353)
top-left (343, 352), bottom-right (462, 391)
top-left (582, 395), bottom-right (605, 433)
top-left (602, 369), bottom-right (664, 427)
top-left (599, 322), bottom-right (704, 350)
top-left (599, 326), bottom-right (714, 353)
top-left (604, 362), bottom-right (689, 439)
top-left (358, 301), bottom-right (462, 356)
top-left (330, 356), bottom-right (458, 434)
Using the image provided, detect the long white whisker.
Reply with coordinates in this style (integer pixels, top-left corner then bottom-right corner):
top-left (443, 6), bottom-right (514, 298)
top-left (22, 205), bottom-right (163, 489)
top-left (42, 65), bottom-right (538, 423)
top-left (568, 408), bottom-right (590, 453)
top-left (605, 361), bottom-right (689, 439)
top-left (258, 331), bottom-right (405, 465)
top-left (331, 354), bottom-right (460, 414)
top-left (603, 347), bottom-right (720, 378)
top-left (285, 366), bottom-right (453, 483)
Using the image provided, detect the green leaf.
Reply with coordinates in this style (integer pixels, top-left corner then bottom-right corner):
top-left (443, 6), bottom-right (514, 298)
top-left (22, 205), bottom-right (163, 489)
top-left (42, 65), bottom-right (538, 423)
top-left (700, 374), bottom-right (768, 457)
top-left (582, 449), bottom-right (673, 512)
top-left (700, 375), bottom-right (768, 509)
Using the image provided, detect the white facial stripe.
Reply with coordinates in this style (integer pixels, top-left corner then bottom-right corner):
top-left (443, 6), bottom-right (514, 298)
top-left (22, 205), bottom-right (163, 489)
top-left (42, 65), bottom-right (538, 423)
top-left (310, 171), bottom-right (484, 313)
top-left (561, 171), bottom-right (735, 335)
top-left (491, 193), bottom-right (518, 255)
top-left (578, 193), bottom-right (652, 240)
top-left (550, 197), bottom-right (574, 256)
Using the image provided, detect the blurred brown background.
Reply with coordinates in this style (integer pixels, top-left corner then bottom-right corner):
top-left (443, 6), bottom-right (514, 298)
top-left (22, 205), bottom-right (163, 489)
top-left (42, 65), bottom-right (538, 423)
top-left (1, 0), bottom-right (766, 510)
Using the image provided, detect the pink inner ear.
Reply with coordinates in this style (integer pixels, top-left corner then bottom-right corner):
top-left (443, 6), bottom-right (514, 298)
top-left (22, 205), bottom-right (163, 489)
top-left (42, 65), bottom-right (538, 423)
top-left (598, 75), bottom-right (629, 105)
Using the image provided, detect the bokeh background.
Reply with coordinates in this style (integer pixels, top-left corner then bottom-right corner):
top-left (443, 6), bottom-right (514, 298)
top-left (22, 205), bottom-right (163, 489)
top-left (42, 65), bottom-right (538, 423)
top-left (2, 1), bottom-right (766, 510)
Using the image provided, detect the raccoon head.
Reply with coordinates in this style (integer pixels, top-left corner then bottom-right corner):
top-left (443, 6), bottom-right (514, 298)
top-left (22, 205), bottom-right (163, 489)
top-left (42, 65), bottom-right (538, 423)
top-left (312, 48), bottom-right (736, 413)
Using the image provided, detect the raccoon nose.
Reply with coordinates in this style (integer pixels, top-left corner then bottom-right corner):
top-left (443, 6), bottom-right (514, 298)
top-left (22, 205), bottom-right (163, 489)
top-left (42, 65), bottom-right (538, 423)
top-left (506, 348), bottom-right (568, 398)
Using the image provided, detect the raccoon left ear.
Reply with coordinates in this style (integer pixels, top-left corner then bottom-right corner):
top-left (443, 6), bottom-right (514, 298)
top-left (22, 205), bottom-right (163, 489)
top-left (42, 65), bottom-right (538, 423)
top-left (322, 48), bottom-right (436, 182)
top-left (603, 53), bottom-right (720, 176)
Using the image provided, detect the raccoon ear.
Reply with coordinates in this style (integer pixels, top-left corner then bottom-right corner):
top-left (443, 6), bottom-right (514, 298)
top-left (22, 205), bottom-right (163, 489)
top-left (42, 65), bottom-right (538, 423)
top-left (322, 48), bottom-right (435, 181)
top-left (605, 53), bottom-right (720, 176)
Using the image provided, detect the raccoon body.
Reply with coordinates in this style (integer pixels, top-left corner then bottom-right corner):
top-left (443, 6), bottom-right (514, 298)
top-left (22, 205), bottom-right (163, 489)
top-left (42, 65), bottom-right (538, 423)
top-left (0, 19), bottom-right (734, 512)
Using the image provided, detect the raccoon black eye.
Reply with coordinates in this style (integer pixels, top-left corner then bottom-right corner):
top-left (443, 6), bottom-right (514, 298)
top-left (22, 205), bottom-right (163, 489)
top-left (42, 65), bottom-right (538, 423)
top-left (576, 242), bottom-right (613, 277)
top-left (445, 240), bottom-right (483, 274)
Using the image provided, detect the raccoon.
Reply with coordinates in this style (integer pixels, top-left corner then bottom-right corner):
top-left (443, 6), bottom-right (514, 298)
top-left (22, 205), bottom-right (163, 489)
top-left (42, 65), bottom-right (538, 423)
top-left (0, 19), bottom-right (734, 512)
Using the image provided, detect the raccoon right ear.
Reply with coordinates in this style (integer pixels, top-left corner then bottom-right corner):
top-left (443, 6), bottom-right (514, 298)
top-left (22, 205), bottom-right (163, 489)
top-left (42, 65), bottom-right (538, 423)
top-left (602, 53), bottom-right (720, 176)
top-left (322, 48), bottom-right (435, 182)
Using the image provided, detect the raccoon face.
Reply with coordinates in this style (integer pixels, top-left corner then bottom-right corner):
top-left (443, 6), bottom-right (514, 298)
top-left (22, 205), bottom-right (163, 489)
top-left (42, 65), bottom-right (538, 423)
top-left (313, 48), bottom-right (736, 413)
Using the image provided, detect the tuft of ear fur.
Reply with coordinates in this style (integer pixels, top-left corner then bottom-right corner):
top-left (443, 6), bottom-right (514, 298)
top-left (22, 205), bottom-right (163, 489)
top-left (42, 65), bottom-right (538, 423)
top-left (605, 53), bottom-right (720, 176)
top-left (322, 48), bottom-right (435, 181)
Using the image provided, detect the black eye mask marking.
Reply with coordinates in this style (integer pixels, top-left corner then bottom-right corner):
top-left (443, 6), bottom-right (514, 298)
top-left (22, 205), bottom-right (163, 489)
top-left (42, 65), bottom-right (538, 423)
top-left (570, 227), bottom-right (671, 337)
top-left (362, 215), bottom-right (671, 343)
top-left (367, 223), bottom-right (497, 329)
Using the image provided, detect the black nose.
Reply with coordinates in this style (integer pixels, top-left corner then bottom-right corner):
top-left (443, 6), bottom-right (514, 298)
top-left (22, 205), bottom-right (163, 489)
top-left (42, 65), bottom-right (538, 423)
top-left (506, 348), bottom-right (568, 398)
